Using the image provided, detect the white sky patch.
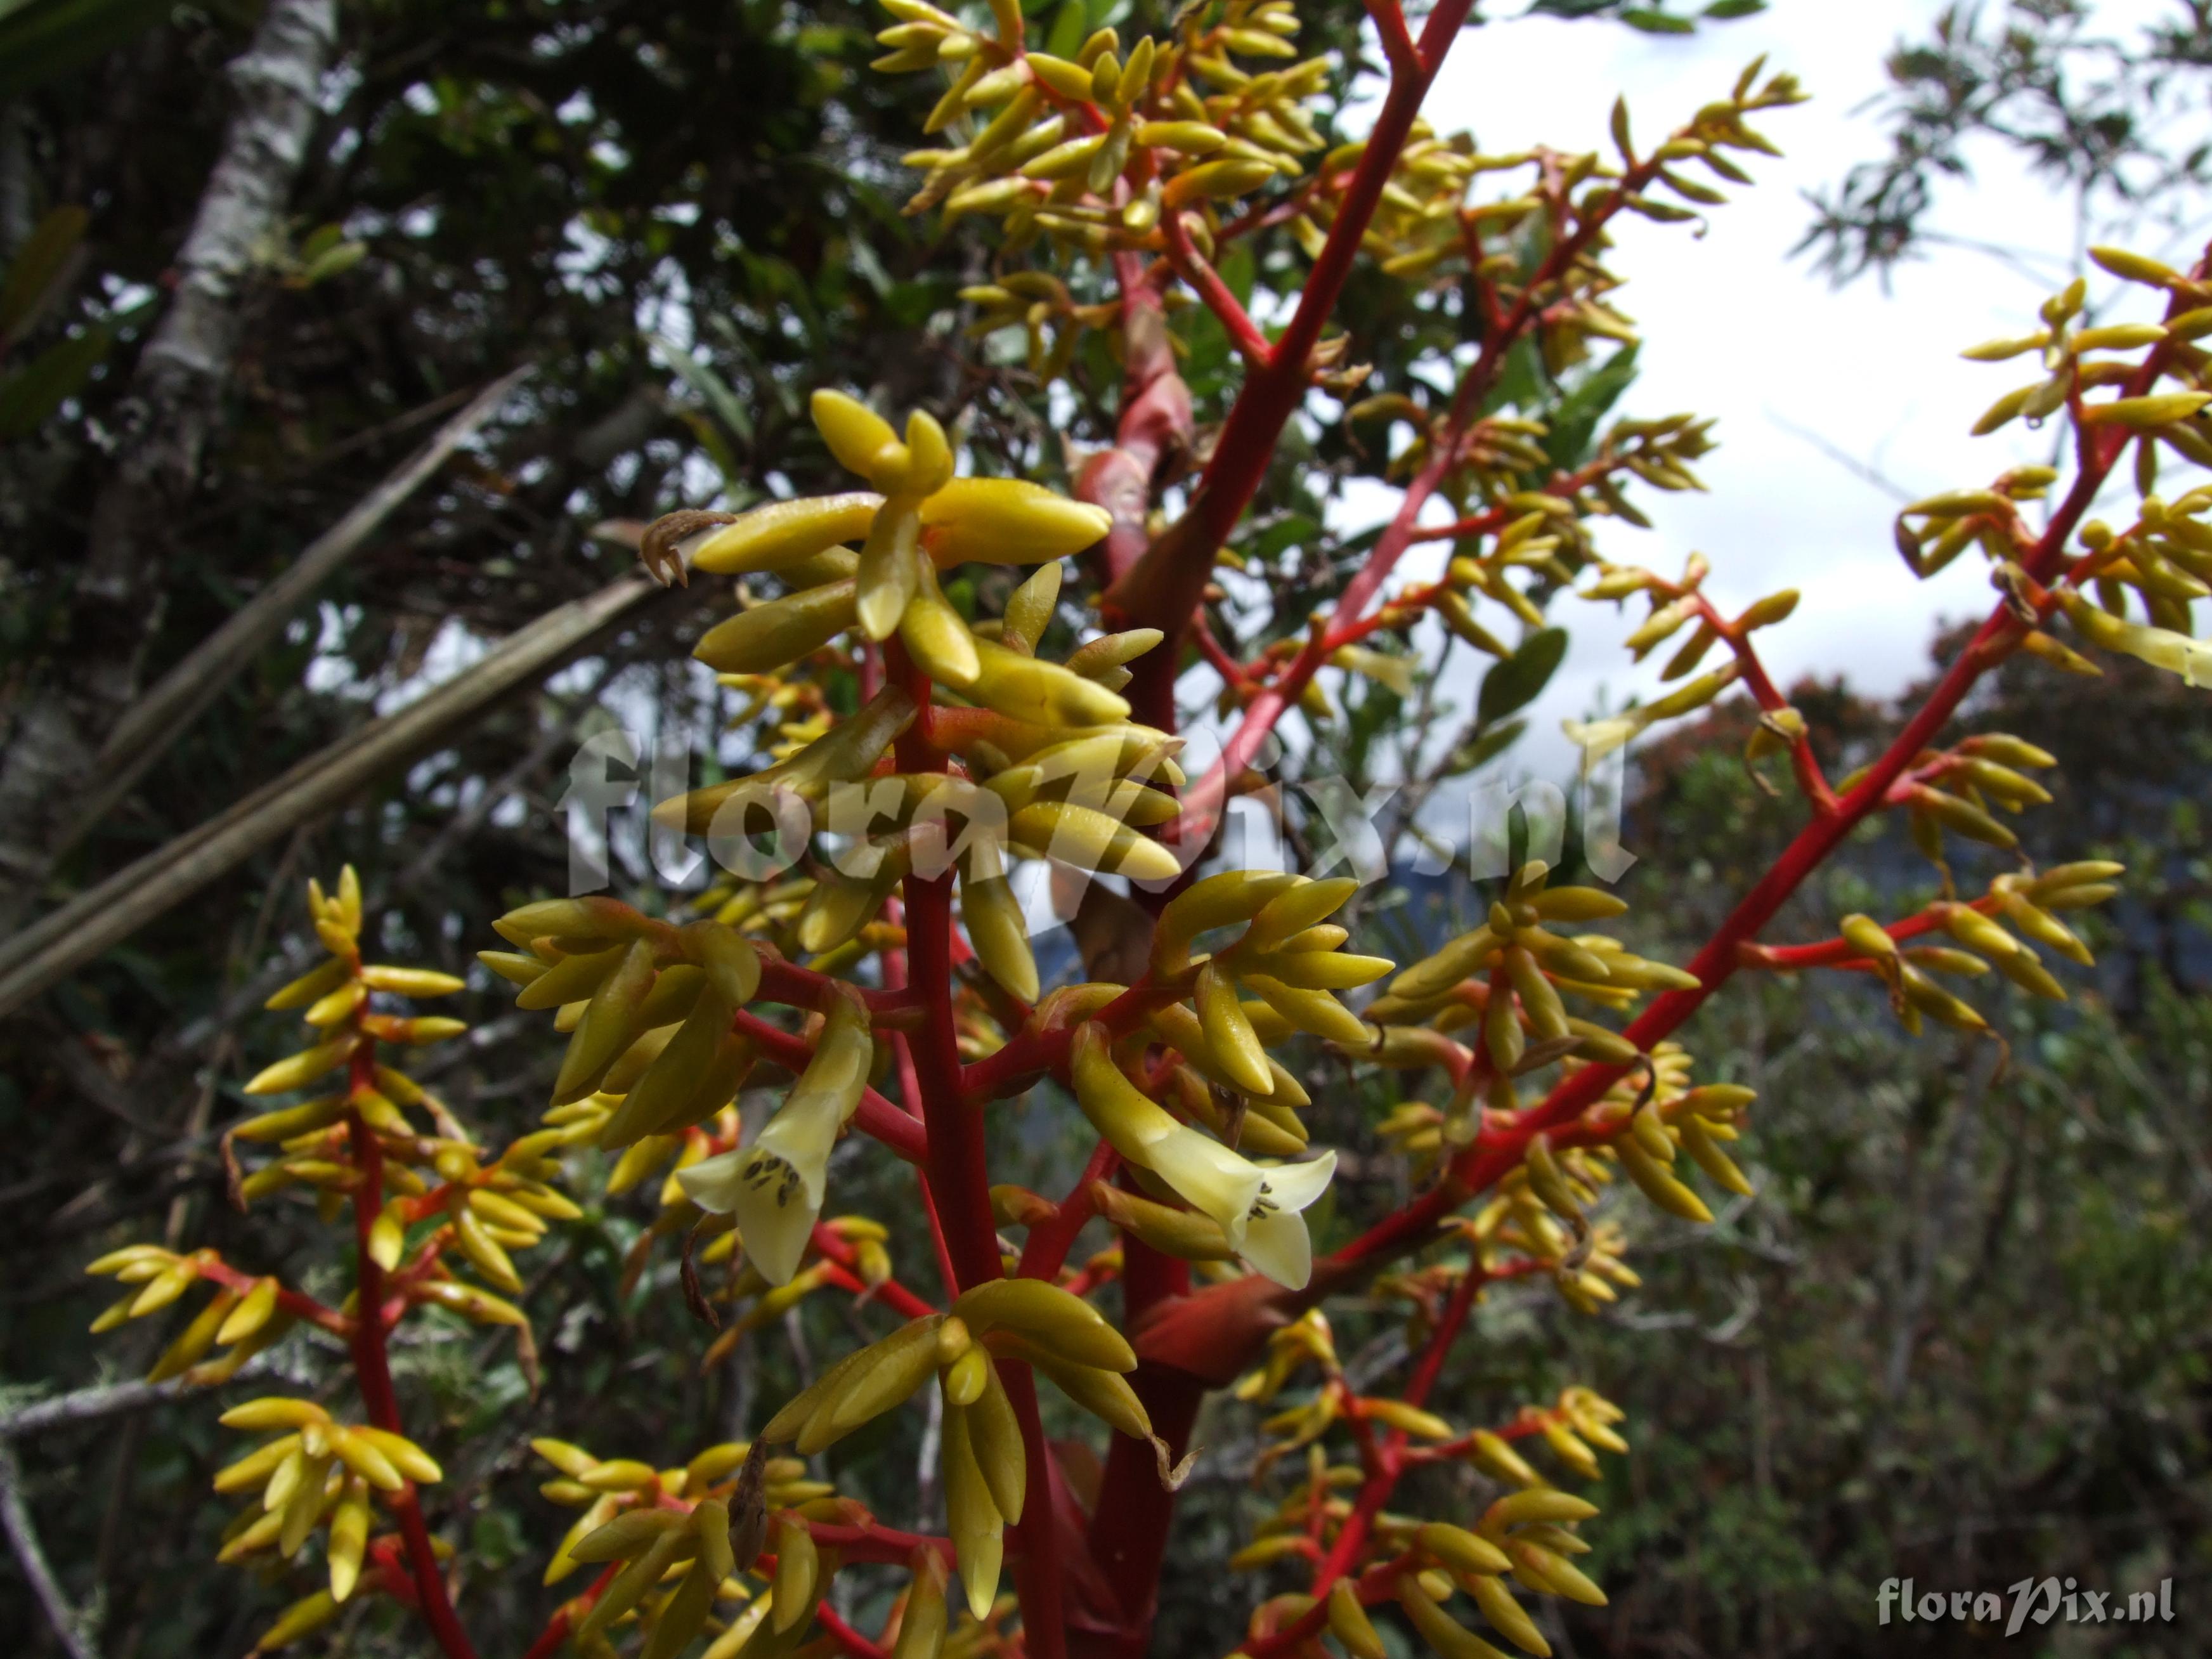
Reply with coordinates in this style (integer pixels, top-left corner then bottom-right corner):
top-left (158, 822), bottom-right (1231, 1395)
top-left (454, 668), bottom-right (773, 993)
top-left (1327, 0), bottom-right (2205, 794)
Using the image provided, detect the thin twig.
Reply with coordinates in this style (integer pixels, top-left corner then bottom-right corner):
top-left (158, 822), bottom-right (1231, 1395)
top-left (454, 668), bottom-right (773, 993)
top-left (0, 1438), bottom-right (105, 1659)
top-left (0, 1357), bottom-right (272, 1440)
top-left (58, 365), bottom-right (535, 857)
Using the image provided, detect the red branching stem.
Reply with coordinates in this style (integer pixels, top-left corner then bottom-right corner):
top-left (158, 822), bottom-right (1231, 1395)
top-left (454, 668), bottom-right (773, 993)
top-left (755, 954), bottom-right (914, 1018)
top-left (1076, 252), bottom-right (1190, 591)
top-left (192, 1257), bottom-right (350, 1337)
top-left (1161, 211), bottom-right (1272, 365)
top-left (1192, 613), bottom-right (1252, 688)
top-left (1147, 257), bottom-right (2211, 1402)
top-left (1260, 305), bottom-right (2155, 1299)
top-left (1743, 894), bottom-right (2007, 972)
top-left (1232, 1270), bottom-right (1494, 1659)
top-left (900, 679), bottom-right (1070, 1658)
top-left (520, 1563), bottom-right (620, 1659)
top-left (1002, 1361), bottom-right (1070, 1655)
top-left (343, 1043), bottom-right (477, 1659)
top-left (1363, 0), bottom-right (1422, 74)
top-left (807, 1228), bottom-right (940, 1320)
top-left (1168, 137), bottom-right (1712, 855)
top-left (1317, 1264), bottom-right (1484, 1592)
top-left (1404, 454), bottom-right (1629, 545)
top-left (877, 917), bottom-right (964, 1298)
top-left (1684, 592), bottom-right (1838, 811)
top-left (804, 1519), bottom-right (956, 1568)
top-left (904, 871), bottom-right (1001, 1291)
top-left (816, 1603), bottom-right (892, 1659)
top-left (1018, 1138), bottom-right (1122, 1282)
top-left (1102, 0), bottom-right (1477, 649)
top-left (960, 977), bottom-right (1186, 1103)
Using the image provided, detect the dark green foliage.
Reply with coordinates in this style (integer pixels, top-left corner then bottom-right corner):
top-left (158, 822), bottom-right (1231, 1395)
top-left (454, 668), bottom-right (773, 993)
top-left (1801, 0), bottom-right (2212, 286)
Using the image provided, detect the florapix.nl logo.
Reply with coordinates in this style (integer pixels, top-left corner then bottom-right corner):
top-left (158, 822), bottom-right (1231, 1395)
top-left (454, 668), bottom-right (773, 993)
top-left (1878, 1576), bottom-right (2176, 1637)
top-left (552, 720), bottom-right (1635, 902)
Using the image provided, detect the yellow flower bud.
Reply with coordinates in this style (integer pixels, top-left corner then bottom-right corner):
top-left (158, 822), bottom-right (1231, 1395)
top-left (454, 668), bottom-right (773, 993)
top-left (812, 389), bottom-right (906, 485)
top-left (694, 579), bottom-right (859, 674)
top-left (242, 1037), bottom-right (357, 1097)
top-left (692, 493), bottom-right (884, 575)
top-left (893, 1549), bottom-right (951, 1659)
top-left (940, 1403), bottom-right (1003, 1619)
top-left (772, 1515), bottom-right (820, 1632)
top-left (920, 477), bottom-right (1110, 566)
top-left (1398, 1572), bottom-right (1508, 1659)
top-left (1197, 962), bottom-right (1274, 1095)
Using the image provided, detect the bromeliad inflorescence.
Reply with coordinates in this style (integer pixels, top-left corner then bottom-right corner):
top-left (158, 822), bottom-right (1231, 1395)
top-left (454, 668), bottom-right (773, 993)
top-left (70, 0), bottom-right (2201, 1654)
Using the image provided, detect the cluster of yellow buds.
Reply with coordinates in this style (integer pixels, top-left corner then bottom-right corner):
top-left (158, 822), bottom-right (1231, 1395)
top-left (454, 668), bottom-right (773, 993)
top-left (533, 1435), bottom-right (819, 1656)
top-left (633, 393), bottom-right (1237, 993)
top-left (84, 1241), bottom-right (292, 1386)
top-left (1231, 1301), bottom-right (1629, 1658)
top-left (1564, 552), bottom-right (1781, 762)
top-left (1965, 249), bottom-right (2211, 445)
top-left (882, 0), bottom-right (1321, 257)
top-left (206, 1398), bottom-right (443, 1634)
top-left (535, 1426), bottom-right (1010, 1659)
top-left (1030, 871), bottom-right (1403, 1287)
top-left (481, 895), bottom-right (763, 1121)
top-left (1372, 1041), bottom-right (1742, 1318)
top-left (762, 1278), bottom-right (1142, 1618)
top-left (226, 873), bottom-right (580, 1315)
top-left (1776, 858), bottom-right (2123, 1038)
top-left (955, 270), bottom-right (1161, 382)
top-left (1935, 254), bottom-right (2212, 691)
top-left (2051, 489), bottom-right (2212, 680)
top-left (83, 871), bottom-right (597, 1649)
top-left (1547, 1069), bottom-right (1753, 1233)
top-left (1367, 861), bottom-right (1695, 1098)
top-left (1892, 467), bottom-right (2061, 579)
top-left (1355, 64), bottom-right (1803, 371)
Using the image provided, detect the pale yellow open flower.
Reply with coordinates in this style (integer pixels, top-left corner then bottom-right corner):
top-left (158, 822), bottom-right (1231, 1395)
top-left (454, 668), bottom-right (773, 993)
top-left (1237, 1152), bottom-right (1337, 1291)
top-left (679, 989), bottom-right (873, 1285)
top-left (1070, 1023), bottom-right (1265, 1246)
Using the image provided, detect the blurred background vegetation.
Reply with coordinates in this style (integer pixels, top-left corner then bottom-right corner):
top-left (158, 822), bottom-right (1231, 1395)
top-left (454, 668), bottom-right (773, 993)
top-left (1, 1), bottom-right (2207, 1656)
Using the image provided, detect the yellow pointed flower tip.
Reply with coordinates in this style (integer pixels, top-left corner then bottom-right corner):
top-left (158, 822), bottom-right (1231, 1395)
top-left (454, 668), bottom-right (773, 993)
top-left (812, 389), bottom-right (908, 487)
top-left (920, 478), bottom-right (1112, 567)
top-left (677, 991), bottom-right (873, 1285)
top-left (1069, 1023), bottom-right (1265, 1248)
top-left (1563, 715), bottom-right (1638, 762)
top-left (1239, 1152), bottom-right (1336, 1290)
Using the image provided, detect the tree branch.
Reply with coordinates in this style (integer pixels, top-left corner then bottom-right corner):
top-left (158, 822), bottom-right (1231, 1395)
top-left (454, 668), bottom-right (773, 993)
top-left (57, 366), bottom-right (536, 859)
top-left (0, 0), bottom-right (339, 927)
top-left (0, 1439), bottom-right (102, 1659)
top-left (0, 570), bottom-right (675, 1020)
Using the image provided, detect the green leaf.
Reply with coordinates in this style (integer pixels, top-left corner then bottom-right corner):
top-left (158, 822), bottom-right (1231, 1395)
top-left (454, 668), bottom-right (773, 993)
top-left (1542, 345), bottom-right (1639, 470)
top-left (1703, 0), bottom-right (1766, 16)
top-left (1218, 241), bottom-right (1256, 308)
top-left (1478, 628), bottom-right (1568, 725)
top-left (674, 407), bottom-right (742, 488)
top-left (649, 332), bottom-right (755, 446)
top-left (0, 322), bottom-right (114, 438)
top-left (1046, 0), bottom-right (1088, 59)
top-left (0, 204), bottom-right (87, 346)
top-left (1622, 8), bottom-right (1696, 32)
top-left (292, 240), bottom-right (367, 288)
top-left (1447, 717), bottom-right (1526, 776)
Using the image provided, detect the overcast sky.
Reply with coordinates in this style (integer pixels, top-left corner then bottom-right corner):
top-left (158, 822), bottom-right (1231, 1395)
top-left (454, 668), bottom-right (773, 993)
top-left (1318, 0), bottom-right (2207, 802)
